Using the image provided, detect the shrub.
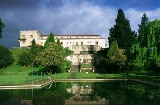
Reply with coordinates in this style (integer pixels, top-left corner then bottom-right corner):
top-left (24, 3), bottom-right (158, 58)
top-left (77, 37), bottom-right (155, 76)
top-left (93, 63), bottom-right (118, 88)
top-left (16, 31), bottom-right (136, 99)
top-left (0, 45), bottom-right (14, 68)
top-left (17, 50), bottom-right (33, 66)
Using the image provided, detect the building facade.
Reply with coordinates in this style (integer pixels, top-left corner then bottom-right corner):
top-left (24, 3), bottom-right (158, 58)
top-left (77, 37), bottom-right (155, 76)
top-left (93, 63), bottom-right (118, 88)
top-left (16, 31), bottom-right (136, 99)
top-left (19, 30), bottom-right (106, 50)
top-left (19, 29), bottom-right (106, 72)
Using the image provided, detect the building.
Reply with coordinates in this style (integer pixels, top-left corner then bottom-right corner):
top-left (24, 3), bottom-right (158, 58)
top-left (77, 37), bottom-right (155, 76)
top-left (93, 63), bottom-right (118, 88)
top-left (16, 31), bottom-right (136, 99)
top-left (19, 30), bottom-right (106, 72)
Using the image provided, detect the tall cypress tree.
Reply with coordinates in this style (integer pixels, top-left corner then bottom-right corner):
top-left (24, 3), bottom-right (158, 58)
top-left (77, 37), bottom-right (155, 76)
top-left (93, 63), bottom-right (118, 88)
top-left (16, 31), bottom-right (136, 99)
top-left (108, 8), bottom-right (136, 49)
top-left (30, 39), bottom-right (36, 54)
top-left (138, 13), bottom-right (148, 47)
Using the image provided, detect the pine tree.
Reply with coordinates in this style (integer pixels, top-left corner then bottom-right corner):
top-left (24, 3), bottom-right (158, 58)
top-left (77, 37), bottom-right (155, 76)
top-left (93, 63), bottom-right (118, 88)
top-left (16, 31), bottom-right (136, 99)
top-left (108, 8), bottom-right (136, 49)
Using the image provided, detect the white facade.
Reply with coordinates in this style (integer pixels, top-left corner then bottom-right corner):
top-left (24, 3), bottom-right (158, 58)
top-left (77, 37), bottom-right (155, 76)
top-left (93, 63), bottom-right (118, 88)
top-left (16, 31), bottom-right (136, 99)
top-left (19, 30), bottom-right (106, 51)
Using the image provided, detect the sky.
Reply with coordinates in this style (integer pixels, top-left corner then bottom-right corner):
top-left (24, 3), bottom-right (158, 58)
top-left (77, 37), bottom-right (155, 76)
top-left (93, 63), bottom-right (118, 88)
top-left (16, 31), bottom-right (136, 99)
top-left (0, 0), bottom-right (160, 48)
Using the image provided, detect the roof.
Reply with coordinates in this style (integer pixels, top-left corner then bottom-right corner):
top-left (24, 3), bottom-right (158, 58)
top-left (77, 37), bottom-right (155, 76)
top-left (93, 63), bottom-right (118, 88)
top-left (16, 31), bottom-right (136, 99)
top-left (41, 34), bottom-right (100, 36)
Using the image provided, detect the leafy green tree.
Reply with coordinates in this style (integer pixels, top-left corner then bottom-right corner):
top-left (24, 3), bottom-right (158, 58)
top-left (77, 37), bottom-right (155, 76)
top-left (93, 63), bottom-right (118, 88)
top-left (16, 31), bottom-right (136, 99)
top-left (35, 42), bottom-right (67, 73)
top-left (106, 40), bottom-right (126, 71)
top-left (44, 32), bottom-right (55, 47)
top-left (64, 48), bottom-right (72, 56)
top-left (0, 18), bottom-right (5, 38)
top-left (17, 50), bottom-right (33, 66)
top-left (108, 8), bottom-right (136, 49)
top-left (0, 46), bottom-right (14, 68)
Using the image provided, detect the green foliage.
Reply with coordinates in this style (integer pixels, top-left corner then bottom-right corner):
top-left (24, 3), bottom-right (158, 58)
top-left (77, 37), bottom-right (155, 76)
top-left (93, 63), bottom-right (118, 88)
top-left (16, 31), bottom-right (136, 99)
top-left (131, 18), bottom-right (160, 71)
top-left (108, 8), bottom-right (136, 49)
top-left (58, 60), bottom-right (71, 72)
top-left (57, 38), bottom-right (60, 45)
top-left (17, 50), bottom-right (33, 66)
top-left (81, 63), bottom-right (92, 68)
top-left (106, 40), bottom-right (126, 71)
top-left (0, 46), bottom-right (14, 68)
top-left (35, 42), bottom-right (67, 73)
top-left (30, 39), bottom-right (36, 55)
top-left (0, 18), bottom-right (5, 38)
top-left (107, 40), bottom-right (118, 59)
top-left (64, 48), bottom-right (72, 56)
top-left (138, 13), bottom-right (149, 47)
top-left (11, 48), bottom-right (29, 64)
top-left (44, 32), bottom-right (55, 47)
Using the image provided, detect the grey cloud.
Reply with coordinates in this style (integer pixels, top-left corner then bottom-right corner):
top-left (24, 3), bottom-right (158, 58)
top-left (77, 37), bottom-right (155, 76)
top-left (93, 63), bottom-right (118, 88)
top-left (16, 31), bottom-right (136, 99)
top-left (1, 0), bottom-right (160, 49)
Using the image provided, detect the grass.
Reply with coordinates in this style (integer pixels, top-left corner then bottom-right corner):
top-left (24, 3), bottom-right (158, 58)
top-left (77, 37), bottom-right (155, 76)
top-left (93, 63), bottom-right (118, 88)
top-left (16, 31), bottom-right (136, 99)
top-left (0, 63), bottom-right (160, 85)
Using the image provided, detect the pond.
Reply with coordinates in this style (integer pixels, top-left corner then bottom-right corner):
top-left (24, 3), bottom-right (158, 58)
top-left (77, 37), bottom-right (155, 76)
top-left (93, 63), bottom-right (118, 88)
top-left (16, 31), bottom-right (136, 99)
top-left (0, 81), bottom-right (160, 105)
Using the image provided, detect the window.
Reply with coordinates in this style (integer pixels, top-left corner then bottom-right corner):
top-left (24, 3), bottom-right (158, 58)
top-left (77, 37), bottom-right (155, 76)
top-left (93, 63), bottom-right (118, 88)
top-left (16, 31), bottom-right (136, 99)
top-left (30, 35), bottom-right (33, 38)
top-left (21, 35), bottom-right (25, 39)
top-left (61, 42), bottom-right (63, 45)
top-left (96, 42), bottom-right (98, 45)
top-left (22, 41), bottom-right (25, 44)
top-left (76, 42), bottom-right (78, 45)
top-left (81, 42), bottom-right (83, 45)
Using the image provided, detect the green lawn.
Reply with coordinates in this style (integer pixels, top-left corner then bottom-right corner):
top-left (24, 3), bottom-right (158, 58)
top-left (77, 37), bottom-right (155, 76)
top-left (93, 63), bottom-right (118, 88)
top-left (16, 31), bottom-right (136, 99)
top-left (0, 63), bottom-right (160, 85)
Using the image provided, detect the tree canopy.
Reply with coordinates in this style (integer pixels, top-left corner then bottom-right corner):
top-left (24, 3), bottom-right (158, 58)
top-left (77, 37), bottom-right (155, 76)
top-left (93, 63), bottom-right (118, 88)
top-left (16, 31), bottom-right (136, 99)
top-left (35, 42), bottom-right (67, 73)
top-left (0, 45), bottom-right (14, 68)
top-left (44, 32), bottom-right (55, 47)
top-left (108, 8), bottom-right (136, 49)
top-left (106, 40), bottom-right (126, 71)
top-left (17, 50), bottom-right (33, 66)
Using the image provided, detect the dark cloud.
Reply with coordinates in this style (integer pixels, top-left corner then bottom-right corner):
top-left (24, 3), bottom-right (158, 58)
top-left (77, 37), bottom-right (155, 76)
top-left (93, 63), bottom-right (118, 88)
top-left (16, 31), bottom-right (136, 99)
top-left (0, 0), bottom-right (160, 48)
top-left (0, 0), bottom-right (39, 9)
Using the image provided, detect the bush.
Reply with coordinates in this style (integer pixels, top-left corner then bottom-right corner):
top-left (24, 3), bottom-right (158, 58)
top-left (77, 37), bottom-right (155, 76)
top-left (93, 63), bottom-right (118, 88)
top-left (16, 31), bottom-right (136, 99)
top-left (0, 45), bottom-right (14, 68)
top-left (17, 50), bottom-right (33, 66)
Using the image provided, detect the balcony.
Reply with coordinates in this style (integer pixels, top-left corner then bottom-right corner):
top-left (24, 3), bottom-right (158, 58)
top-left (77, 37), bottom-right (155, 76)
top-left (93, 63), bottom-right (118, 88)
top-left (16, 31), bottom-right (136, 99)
top-left (18, 37), bottom-right (26, 41)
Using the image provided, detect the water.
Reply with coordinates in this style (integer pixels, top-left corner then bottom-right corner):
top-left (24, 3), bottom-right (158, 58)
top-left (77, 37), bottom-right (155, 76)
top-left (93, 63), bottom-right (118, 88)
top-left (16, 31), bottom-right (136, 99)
top-left (0, 81), bottom-right (160, 105)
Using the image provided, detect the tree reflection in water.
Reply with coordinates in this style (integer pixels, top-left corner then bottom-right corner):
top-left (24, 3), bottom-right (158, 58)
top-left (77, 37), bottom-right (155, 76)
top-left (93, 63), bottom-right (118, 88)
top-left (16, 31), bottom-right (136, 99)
top-left (0, 81), bottom-right (160, 105)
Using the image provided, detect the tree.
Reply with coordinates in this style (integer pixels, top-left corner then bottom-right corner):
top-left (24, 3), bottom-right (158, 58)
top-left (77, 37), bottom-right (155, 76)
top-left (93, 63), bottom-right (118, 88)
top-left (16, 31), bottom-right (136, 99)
top-left (106, 40), bottom-right (126, 71)
top-left (57, 38), bottom-right (60, 45)
top-left (0, 18), bottom-right (5, 38)
top-left (30, 39), bottom-right (36, 54)
top-left (0, 46), bottom-right (14, 68)
top-left (17, 50), bottom-right (33, 66)
top-left (138, 13), bottom-right (149, 47)
top-left (108, 8), bottom-right (136, 49)
top-left (35, 42), bottom-right (67, 73)
top-left (44, 32), bottom-right (55, 47)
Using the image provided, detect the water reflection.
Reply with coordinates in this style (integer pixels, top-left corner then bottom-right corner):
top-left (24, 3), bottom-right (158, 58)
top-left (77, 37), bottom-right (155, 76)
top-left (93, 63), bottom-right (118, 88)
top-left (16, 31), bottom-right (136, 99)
top-left (65, 83), bottom-right (109, 105)
top-left (0, 81), bottom-right (160, 105)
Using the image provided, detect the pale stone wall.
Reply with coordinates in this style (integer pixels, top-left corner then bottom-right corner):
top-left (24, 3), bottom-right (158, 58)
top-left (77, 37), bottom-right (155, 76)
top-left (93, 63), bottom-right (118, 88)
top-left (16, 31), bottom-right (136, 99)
top-left (70, 54), bottom-right (93, 65)
top-left (19, 30), bottom-right (106, 49)
top-left (20, 30), bottom-right (42, 47)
